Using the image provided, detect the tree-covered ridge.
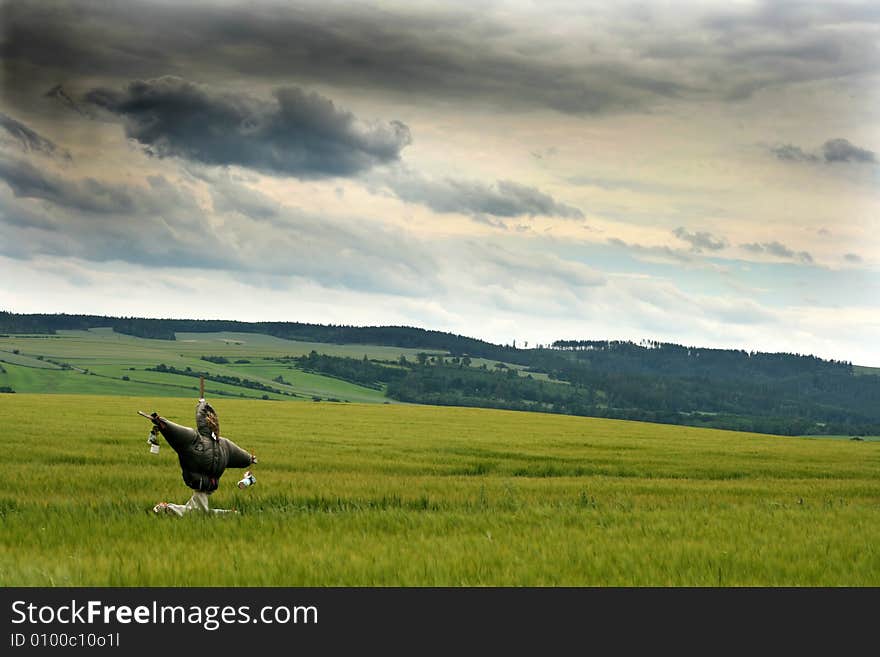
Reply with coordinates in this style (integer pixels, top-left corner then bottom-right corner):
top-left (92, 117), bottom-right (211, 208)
top-left (382, 360), bottom-right (880, 436)
top-left (540, 339), bottom-right (852, 380)
top-left (271, 350), bottom-right (880, 436)
top-left (276, 351), bottom-right (407, 390)
top-left (0, 312), bottom-right (517, 360)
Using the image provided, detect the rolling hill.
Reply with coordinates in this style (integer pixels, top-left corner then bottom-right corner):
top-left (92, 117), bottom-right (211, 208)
top-left (1, 312), bottom-right (879, 436)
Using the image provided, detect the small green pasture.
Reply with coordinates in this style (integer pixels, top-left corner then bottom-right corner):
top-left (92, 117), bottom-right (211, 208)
top-left (0, 329), bottom-right (396, 402)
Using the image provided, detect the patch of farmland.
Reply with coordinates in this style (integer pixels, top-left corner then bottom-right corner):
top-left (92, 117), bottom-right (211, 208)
top-left (0, 349), bottom-right (63, 369)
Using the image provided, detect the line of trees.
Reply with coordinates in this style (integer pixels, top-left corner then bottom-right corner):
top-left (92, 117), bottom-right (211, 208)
top-left (147, 364), bottom-right (296, 397)
top-left (278, 352), bottom-right (407, 390)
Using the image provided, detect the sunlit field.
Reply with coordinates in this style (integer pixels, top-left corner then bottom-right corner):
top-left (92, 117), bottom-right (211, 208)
top-left (1, 394), bottom-right (878, 586)
top-left (0, 329), bottom-right (403, 402)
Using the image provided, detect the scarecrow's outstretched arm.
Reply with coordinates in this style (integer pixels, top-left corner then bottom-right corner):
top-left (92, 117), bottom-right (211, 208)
top-left (137, 410), bottom-right (158, 422)
top-left (222, 436), bottom-right (258, 469)
top-left (138, 411), bottom-right (197, 451)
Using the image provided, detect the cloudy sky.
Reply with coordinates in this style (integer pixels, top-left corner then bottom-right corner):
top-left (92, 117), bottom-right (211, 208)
top-left (1, 0), bottom-right (879, 364)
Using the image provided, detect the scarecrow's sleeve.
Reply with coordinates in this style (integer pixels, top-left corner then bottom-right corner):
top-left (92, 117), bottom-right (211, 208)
top-left (155, 417), bottom-right (199, 453)
top-left (221, 437), bottom-right (256, 469)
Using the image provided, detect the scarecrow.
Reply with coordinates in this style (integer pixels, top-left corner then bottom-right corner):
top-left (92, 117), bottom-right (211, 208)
top-left (140, 379), bottom-right (257, 516)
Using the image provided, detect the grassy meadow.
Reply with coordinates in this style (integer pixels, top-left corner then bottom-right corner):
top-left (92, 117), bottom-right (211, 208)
top-left (0, 329), bottom-right (414, 402)
top-left (1, 393), bottom-right (879, 586)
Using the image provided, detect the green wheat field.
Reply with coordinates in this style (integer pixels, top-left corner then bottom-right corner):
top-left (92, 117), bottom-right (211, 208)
top-left (1, 393), bottom-right (878, 586)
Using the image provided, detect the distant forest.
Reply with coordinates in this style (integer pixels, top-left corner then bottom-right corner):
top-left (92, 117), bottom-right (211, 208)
top-left (0, 311), bottom-right (521, 361)
top-left (3, 312), bottom-right (878, 436)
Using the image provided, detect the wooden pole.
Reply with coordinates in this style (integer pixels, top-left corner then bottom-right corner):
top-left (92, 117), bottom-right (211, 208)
top-left (200, 375), bottom-right (205, 399)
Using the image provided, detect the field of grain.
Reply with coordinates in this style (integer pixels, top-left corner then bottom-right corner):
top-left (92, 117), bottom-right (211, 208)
top-left (1, 394), bottom-right (878, 586)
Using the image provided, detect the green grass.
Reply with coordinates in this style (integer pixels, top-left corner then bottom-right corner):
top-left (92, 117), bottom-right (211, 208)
top-left (1, 394), bottom-right (878, 586)
top-left (0, 349), bottom-right (63, 369)
top-left (0, 361), bottom-right (297, 399)
top-left (175, 331), bottom-right (441, 361)
top-left (0, 328), bottom-right (440, 362)
top-left (0, 329), bottom-right (400, 402)
top-left (229, 362), bottom-right (388, 403)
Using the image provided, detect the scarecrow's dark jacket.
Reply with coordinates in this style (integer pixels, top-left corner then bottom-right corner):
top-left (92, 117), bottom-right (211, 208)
top-left (155, 401), bottom-right (253, 492)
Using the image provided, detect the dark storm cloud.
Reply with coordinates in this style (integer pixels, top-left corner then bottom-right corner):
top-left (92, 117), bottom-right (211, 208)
top-left (741, 241), bottom-right (813, 263)
top-left (385, 173), bottom-right (584, 220)
top-left (0, 112), bottom-right (68, 159)
top-left (79, 75), bottom-right (582, 219)
top-left (769, 138), bottom-right (876, 165)
top-left (769, 144), bottom-right (818, 163)
top-left (45, 84), bottom-right (89, 116)
top-left (85, 77), bottom-right (411, 178)
top-left (672, 227), bottom-right (727, 252)
top-left (0, 1), bottom-right (672, 115)
top-left (6, 1), bottom-right (877, 116)
top-left (821, 138), bottom-right (876, 164)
